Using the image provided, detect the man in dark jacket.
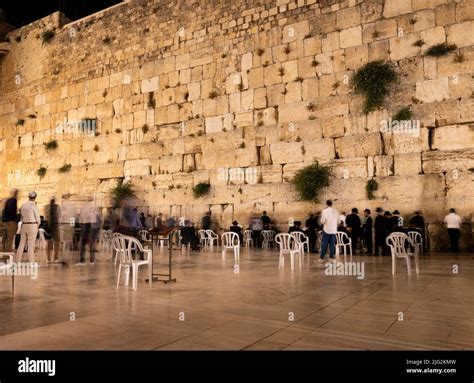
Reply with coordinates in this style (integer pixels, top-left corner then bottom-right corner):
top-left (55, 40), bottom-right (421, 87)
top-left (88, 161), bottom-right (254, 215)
top-left (230, 221), bottom-right (243, 244)
top-left (261, 211), bottom-right (271, 230)
top-left (345, 208), bottom-right (361, 254)
top-left (409, 211), bottom-right (426, 251)
top-left (374, 207), bottom-right (386, 256)
top-left (2, 188), bottom-right (19, 253)
top-left (362, 209), bottom-right (373, 254)
top-left (201, 212), bottom-right (211, 230)
top-left (305, 213), bottom-right (319, 253)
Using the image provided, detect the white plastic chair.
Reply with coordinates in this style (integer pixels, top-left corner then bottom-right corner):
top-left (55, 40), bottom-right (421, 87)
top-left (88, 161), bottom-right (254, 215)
top-left (36, 228), bottom-right (47, 249)
top-left (221, 232), bottom-right (240, 261)
top-left (198, 229), bottom-right (208, 250)
top-left (275, 233), bottom-right (301, 270)
top-left (114, 235), bottom-right (152, 290)
top-left (261, 230), bottom-right (275, 250)
top-left (206, 230), bottom-right (219, 251)
top-left (386, 232), bottom-right (419, 276)
top-left (291, 232), bottom-right (309, 255)
top-left (139, 230), bottom-right (152, 242)
top-left (335, 231), bottom-right (352, 261)
top-left (0, 252), bottom-right (15, 294)
top-left (243, 230), bottom-right (254, 248)
top-left (407, 231), bottom-right (423, 257)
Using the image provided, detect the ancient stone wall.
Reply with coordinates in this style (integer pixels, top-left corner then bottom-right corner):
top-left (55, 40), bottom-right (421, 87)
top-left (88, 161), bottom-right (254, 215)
top-left (0, 0), bottom-right (473, 250)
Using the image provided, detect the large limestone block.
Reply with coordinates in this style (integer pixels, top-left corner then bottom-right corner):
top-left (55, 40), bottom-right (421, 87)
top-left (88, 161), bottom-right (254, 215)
top-left (159, 155), bottom-right (183, 174)
top-left (337, 6), bottom-right (361, 29)
top-left (412, 0), bottom-right (450, 12)
top-left (270, 142), bottom-right (304, 164)
top-left (284, 82), bottom-right (302, 104)
top-left (335, 133), bottom-right (382, 158)
top-left (339, 26), bottom-right (362, 49)
top-left (124, 159), bottom-right (151, 177)
top-left (314, 52), bottom-right (334, 75)
top-left (282, 21), bottom-right (309, 44)
top-left (422, 149), bottom-right (474, 174)
top-left (374, 155), bottom-right (394, 176)
top-left (383, 0), bottom-right (412, 17)
top-left (415, 77), bottom-right (449, 103)
top-left (431, 125), bottom-right (474, 151)
top-left (86, 163), bottom-right (124, 179)
top-left (261, 165), bottom-right (283, 183)
top-left (322, 31), bottom-right (339, 53)
top-left (279, 101), bottom-right (311, 123)
top-left (141, 76), bottom-right (159, 93)
top-left (447, 21), bottom-right (474, 48)
top-left (390, 34), bottom-right (422, 61)
top-left (321, 115), bottom-right (345, 138)
top-left (303, 138), bottom-right (335, 163)
top-left (382, 126), bottom-right (430, 155)
top-left (304, 36), bottom-right (322, 56)
top-left (264, 63), bottom-right (283, 86)
top-left (331, 158), bottom-right (368, 179)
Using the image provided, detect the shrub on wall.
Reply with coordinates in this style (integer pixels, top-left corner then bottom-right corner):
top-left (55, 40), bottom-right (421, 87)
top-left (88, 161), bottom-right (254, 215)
top-left (366, 179), bottom-right (379, 200)
top-left (41, 30), bottom-right (55, 44)
top-left (58, 164), bottom-right (72, 173)
top-left (110, 180), bottom-right (135, 208)
top-left (36, 166), bottom-right (47, 179)
top-left (291, 163), bottom-right (332, 201)
top-left (44, 140), bottom-right (58, 150)
top-left (193, 182), bottom-right (211, 198)
top-left (425, 43), bottom-right (457, 57)
top-left (352, 60), bottom-right (397, 114)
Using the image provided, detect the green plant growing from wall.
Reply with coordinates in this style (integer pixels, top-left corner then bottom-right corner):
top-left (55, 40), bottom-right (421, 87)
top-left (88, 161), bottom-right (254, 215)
top-left (93, 145), bottom-right (100, 152)
top-left (425, 43), bottom-right (457, 57)
top-left (37, 166), bottom-right (47, 179)
top-left (291, 162), bottom-right (332, 201)
top-left (110, 180), bottom-right (135, 208)
top-left (41, 30), bottom-right (55, 44)
top-left (142, 124), bottom-right (149, 134)
top-left (352, 60), bottom-right (397, 114)
top-left (393, 107), bottom-right (413, 121)
top-left (366, 179), bottom-right (379, 200)
top-left (58, 164), bottom-right (72, 173)
top-left (192, 182), bottom-right (211, 198)
top-left (16, 119), bottom-right (25, 126)
top-left (44, 140), bottom-right (58, 151)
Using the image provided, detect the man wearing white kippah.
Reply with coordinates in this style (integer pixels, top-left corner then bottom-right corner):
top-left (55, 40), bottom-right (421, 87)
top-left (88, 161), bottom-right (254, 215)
top-left (17, 191), bottom-right (41, 262)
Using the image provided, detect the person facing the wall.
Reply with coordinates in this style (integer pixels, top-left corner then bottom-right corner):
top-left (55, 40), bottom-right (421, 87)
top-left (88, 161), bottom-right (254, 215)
top-left (2, 188), bottom-right (19, 253)
top-left (16, 191), bottom-right (40, 263)
top-left (444, 208), bottom-right (462, 253)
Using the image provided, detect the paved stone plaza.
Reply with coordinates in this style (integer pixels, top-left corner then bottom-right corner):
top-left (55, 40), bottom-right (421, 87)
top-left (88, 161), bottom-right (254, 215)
top-left (0, 247), bottom-right (472, 350)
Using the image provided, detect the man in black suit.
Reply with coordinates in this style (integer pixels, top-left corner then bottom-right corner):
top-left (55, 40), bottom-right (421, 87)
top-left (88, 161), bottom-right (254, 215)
top-left (362, 209), bottom-right (373, 254)
top-left (305, 213), bottom-right (319, 253)
top-left (345, 208), bottom-right (361, 254)
top-left (374, 207), bottom-right (386, 256)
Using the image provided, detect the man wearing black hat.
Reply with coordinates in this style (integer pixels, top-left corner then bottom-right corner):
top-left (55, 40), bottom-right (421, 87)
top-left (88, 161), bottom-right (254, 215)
top-left (230, 220), bottom-right (243, 244)
top-left (374, 207), bottom-right (386, 256)
top-left (391, 210), bottom-right (404, 229)
top-left (345, 208), bottom-right (361, 254)
top-left (362, 209), bottom-right (373, 254)
top-left (305, 213), bottom-right (319, 253)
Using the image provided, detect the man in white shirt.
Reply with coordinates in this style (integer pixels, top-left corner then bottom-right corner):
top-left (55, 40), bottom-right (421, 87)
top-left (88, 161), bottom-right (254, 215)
top-left (444, 208), bottom-right (462, 253)
top-left (17, 191), bottom-right (41, 262)
top-left (318, 200), bottom-right (339, 262)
